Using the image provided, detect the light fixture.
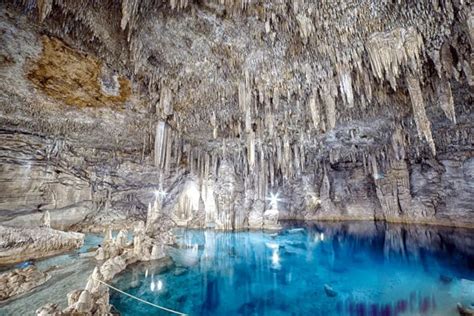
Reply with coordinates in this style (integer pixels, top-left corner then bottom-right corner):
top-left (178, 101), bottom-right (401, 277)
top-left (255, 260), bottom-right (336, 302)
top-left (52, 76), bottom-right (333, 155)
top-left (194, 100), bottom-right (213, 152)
top-left (266, 192), bottom-right (281, 209)
top-left (154, 188), bottom-right (167, 199)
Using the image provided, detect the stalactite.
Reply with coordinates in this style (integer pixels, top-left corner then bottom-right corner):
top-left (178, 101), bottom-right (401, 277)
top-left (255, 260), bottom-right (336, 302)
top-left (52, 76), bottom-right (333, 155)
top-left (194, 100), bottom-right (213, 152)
top-left (37, 0), bottom-right (53, 22)
top-left (308, 90), bottom-right (321, 131)
top-left (367, 27), bottom-right (424, 89)
top-left (296, 13), bottom-right (315, 40)
top-left (406, 76), bottom-right (436, 156)
top-left (247, 130), bottom-right (255, 171)
top-left (154, 121), bottom-right (171, 170)
top-left (320, 80), bottom-right (337, 130)
top-left (273, 86), bottom-right (280, 111)
top-left (435, 78), bottom-right (456, 124)
top-left (391, 127), bottom-right (406, 160)
top-left (211, 111), bottom-right (218, 139)
top-left (159, 85), bottom-right (173, 117)
top-left (338, 66), bottom-right (354, 108)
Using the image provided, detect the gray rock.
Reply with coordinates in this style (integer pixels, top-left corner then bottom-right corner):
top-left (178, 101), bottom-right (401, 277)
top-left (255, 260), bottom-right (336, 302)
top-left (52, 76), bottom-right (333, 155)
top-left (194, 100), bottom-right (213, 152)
top-left (0, 225), bottom-right (84, 265)
top-left (324, 284), bottom-right (338, 297)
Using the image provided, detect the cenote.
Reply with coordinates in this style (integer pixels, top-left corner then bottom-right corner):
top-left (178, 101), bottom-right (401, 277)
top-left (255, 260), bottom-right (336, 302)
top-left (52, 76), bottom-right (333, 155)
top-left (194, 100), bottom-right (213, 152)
top-left (109, 222), bottom-right (474, 316)
top-left (2, 1), bottom-right (474, 315)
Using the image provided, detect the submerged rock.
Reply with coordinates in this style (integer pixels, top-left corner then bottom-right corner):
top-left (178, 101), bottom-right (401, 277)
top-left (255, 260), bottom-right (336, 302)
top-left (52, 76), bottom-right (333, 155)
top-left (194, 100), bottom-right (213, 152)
top-left (324, 284), bottom-right (338, 297)
top-left (457, 303), bottom-right (474, 316)
top-left (173, 267), bottom-right (188, 276)
top-left (440, 274), bottom-right (453, 284)
top-left (288, 228), bottom-right (305, 234)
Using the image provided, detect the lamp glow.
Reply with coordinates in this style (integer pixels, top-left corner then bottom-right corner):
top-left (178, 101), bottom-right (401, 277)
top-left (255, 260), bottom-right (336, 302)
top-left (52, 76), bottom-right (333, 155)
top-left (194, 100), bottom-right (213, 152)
top-left (154, 188), bottom-right (167, 199)
top-left (266, 192), bottom-right (281, 209)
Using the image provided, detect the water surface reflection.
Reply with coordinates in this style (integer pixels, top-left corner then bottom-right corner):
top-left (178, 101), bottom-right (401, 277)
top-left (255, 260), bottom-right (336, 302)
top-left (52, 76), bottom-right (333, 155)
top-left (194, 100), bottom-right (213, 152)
top-left (111, 221), bottom-right (474, 316)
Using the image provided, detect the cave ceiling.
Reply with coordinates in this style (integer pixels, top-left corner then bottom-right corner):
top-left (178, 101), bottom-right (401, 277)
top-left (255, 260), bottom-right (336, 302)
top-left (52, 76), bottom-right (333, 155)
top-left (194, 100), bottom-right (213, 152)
top-left (0, 0), bottom-right (472, 161)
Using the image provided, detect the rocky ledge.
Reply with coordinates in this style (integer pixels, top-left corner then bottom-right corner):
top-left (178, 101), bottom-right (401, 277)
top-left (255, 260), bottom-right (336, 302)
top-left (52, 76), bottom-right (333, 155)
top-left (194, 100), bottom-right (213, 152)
top-left (36, 201), bottom-right (175, 315)
top-left (0, 265), bottom-right (51, 302)
top-left (0, 225), bottom-right (84, 265)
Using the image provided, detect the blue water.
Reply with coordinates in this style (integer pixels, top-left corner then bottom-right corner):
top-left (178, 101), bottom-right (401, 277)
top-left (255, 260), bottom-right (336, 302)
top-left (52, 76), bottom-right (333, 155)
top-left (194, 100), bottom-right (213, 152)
top-left (110, 222), bottom-right (474, 316)
top-left (34, 233), bottom-right (103, 270)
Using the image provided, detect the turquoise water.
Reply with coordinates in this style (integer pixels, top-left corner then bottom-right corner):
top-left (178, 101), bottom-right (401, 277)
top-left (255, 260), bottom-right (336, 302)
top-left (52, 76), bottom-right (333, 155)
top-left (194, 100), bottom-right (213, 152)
top-left (34, 233), bottom-right (102, 270)
top-left (110, 222), bottom-right (474, 316)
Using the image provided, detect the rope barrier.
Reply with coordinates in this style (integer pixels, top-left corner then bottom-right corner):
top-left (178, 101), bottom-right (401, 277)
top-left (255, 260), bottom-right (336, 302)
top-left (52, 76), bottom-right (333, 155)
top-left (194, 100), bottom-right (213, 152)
top-left (93, 278), bottom-right (187, 315)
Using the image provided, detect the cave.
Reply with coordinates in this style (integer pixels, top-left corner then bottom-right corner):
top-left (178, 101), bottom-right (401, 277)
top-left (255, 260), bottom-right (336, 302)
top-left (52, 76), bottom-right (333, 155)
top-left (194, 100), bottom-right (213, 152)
top-left (0, 1), bottom-right (473, 315)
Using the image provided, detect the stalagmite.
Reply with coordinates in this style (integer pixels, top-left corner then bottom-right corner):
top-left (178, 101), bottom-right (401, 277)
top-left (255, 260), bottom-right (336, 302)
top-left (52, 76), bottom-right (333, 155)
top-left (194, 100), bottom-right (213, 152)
top-left (1, 1), bottom-right (473, 314)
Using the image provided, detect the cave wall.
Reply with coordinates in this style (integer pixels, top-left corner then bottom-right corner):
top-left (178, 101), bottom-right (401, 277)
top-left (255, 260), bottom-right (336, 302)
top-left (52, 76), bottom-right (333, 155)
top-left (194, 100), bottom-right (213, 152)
top-left (0, 131), bottom-right (168, 231)
top-left (0, 1), bottom-right (473, 230)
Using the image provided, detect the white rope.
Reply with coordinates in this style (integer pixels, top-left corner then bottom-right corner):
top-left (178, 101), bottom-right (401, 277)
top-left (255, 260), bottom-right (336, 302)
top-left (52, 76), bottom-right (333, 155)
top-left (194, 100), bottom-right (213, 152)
top-left (93, 278), bottom-right (187, 315)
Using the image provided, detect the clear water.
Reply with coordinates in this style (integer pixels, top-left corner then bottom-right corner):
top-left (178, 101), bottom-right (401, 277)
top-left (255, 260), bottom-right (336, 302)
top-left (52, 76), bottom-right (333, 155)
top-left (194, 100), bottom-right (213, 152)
top-left (110, 221), bottom-right (474, 316)
top-left (0, 233), bottom-right (102, 274)
top-left (0, 232), bottom-right (134, 315)
top-left (0, 233), bottom-right (103, 315)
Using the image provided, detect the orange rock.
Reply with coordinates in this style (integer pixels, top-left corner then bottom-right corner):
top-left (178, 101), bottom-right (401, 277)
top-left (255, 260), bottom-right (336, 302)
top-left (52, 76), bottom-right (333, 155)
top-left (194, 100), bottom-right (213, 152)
top-left (27, 36), bottom-right (131, 108)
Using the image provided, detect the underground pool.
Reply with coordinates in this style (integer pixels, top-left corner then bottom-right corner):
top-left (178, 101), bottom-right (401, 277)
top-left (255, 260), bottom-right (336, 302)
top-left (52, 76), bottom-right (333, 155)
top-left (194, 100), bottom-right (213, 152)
top-left (109, 221), bottom-right (474, 316)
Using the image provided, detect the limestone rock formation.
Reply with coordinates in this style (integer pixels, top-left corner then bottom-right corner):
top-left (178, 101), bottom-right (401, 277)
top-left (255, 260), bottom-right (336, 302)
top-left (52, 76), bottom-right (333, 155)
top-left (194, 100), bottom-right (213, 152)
top-left (38, 204), bottom-right (175, 315)
top-left (40, 211), bottom-right (50, 228)
top-left (36, 303), bottom-right (63, 316)
top-left (0, 225), bottom-right (84, 265)
top-left (0, 0), bottom-right (472, 232)
top-left (0, 265), bottom-right (51, 301)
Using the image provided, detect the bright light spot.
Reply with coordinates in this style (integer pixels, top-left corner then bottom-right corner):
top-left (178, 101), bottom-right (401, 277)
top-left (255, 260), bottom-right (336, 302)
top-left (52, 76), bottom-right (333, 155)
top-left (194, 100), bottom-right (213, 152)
top-left (265, 242), bottom-right (279, 250)
top-left (266, 192), bottom-right (282, 209)
top-left (150, 279), bottom-right (155, 291)
top-left (314, 232), bottom-right (325, 243)
top-left (157, 280), bottom-right (163, 291)
top-left (155, 189), bottom-right (167, 199)
top-left (272, 251), bottom-right (280, 265)
top-left (271, 249), bottom-right (281, 269)
top-left (183, 181), bottom-right (200, 210)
